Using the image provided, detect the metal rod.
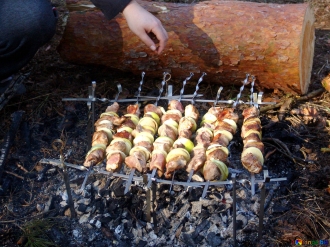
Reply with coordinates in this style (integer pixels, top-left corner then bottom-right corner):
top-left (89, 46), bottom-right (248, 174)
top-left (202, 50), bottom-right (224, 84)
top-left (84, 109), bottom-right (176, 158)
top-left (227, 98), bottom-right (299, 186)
top-left (52, 139), bottom-right (76, 218)
top-left (232, 173), bottom-right (237, 247)
top-left (151, 182), bottom-right (157, 225)
top-left (147, 168), bottom-right (157, 189)
top-left (144, 174), bottom-right (151, 222)
top-left (186, 169), bottom-right (194, 183)
top-left (169, 171), bottom-right (176, 193)
top-left (258, 172), bottom-right (270, 241)
top-left (251, 173), bottom-right (256, 195)
top-left (91, 81), bottom-right (96, 135)
top-left (61, 96), bottom-right (276, 105)
top-left (87, 86), bottom-right (93, 150)
top-left (124, 168), bottom-right (136, 194)
top-left (80, 168), bottom-right (94, 191)
top-left (201, 180), bottom-right (210, 199)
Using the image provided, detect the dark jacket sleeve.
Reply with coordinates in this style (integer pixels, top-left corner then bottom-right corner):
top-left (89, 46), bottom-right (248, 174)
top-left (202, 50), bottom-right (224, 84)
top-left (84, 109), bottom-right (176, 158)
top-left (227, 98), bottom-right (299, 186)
top-left (90, 0), bottom-right (132, 20)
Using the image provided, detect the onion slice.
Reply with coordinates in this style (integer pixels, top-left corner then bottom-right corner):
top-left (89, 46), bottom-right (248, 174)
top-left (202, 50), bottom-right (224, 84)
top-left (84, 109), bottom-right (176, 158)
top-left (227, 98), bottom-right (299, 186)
top-left (166, 148), bottom-right (190, 163)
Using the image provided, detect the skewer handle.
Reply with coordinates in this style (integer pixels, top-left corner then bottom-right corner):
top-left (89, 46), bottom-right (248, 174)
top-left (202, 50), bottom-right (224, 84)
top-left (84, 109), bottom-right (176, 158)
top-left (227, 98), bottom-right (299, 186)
top-left (136, 72), bottom-right (145, 104)
top-left (155, 72), bottom-right (171, 106)
top-left (233, 73), bottom-right (250, 108)
top-left (114, 83), bottom-right (122, 102)
top-left (213, 86), bottom-right (223, 107)
top-left (191, 72), bottom-right (206, 104)
top-left (179, 72), bottom-right (194, 102)
top-left (250, 75), bottom-right (256, 106)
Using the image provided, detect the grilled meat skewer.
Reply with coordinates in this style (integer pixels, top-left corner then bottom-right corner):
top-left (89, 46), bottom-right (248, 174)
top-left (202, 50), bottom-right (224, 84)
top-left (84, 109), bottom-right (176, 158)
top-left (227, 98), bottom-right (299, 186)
top-left (241, 106), bottom-right (264, 173)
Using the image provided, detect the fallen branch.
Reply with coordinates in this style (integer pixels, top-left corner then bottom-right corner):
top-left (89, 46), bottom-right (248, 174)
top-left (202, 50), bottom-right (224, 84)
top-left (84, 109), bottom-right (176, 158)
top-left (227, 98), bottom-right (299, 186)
top-left (260, 88), bottom-right (325, 113)
top-left (4, 170), bottom-right (24, 180)
top-left (262, 137), bottom-right (317, 164)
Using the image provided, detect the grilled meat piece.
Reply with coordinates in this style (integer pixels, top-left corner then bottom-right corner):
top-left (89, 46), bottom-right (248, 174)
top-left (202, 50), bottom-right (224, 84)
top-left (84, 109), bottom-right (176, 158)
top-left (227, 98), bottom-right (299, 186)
top-left (203, 160), bottom-right (222, 181)
top-left (164, 156), bottom-right (187, 179)
top-left (184, 104), bottom-right (199, 121)
top-left (92, 131), bottom-right (109, 147)
top-left (158, 124), bottom-right (178, 141)
top-left (186, 146), bottom-right (206, 173)
top-left (125, 150), bottom-right (148, 173)
top-left (168, 100), bottom-right (184, 113)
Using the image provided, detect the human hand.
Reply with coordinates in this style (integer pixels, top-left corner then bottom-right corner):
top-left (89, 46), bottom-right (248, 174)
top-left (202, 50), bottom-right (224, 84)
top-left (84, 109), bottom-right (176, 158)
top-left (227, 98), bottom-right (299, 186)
top-left (122, 0), bottom-right (168, 54)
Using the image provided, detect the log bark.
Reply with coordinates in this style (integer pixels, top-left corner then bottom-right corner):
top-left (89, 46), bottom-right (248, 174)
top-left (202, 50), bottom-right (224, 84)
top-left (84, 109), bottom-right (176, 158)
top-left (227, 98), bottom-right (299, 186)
top-left (57, 0), bottom-right (315, 94)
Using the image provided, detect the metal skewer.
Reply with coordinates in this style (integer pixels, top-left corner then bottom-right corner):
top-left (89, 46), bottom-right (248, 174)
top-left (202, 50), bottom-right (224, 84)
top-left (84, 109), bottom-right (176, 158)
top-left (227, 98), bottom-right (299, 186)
top-left (125, 72), bottom-right (168, 194)
top-left (187, 83), bottom-right (221, 184)
top-left (214, 86), bottom-right (223, 108)
top-left (81, 83), bottom-right (122, 192)
top-left (250, 75), bottom-right (256, 106)
top-left (136, 72), bottom-right (145, 105)
top-left (124, 73), bottom-right (146, 194)
top-left (155, 72), bottom-right (171, 106)
top-left (233, 73), bottom-right (250, 108)
top-left (191, 72), bottom-right (206, 105)
top-left (82, 81), bottom-right (97, 191)
top-left (147, 72), bottom-right (188, 189)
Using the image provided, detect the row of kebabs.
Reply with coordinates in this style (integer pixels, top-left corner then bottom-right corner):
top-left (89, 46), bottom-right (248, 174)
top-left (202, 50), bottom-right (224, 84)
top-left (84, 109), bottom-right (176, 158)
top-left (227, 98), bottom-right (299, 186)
top-left (83, 100), bottom-right (264, 181)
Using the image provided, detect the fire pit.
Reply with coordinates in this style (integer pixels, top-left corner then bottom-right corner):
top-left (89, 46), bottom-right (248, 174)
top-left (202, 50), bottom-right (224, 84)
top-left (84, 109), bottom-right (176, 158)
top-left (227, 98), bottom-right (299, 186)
top-left (41, 72), bottom-right (290, 246)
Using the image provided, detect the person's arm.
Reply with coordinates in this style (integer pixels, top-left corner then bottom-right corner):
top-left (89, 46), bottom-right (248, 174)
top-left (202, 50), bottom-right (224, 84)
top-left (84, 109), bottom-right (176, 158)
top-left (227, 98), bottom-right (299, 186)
top-left (90, 0), bottom-right (168, 54)
top-left (122, 1), bottom-right (168, 54)
top-left (90, 0), bottom-right (131, 20)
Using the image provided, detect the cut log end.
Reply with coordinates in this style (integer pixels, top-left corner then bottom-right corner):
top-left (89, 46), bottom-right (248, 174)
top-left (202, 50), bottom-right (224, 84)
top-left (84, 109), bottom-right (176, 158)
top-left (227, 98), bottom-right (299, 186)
top-left (300, 6), bottom-right (315, 95)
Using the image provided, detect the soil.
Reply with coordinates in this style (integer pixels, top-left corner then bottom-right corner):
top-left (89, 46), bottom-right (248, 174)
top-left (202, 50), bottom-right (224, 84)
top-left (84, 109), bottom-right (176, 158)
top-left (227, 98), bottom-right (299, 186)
top-left (0, 0), bottom-right (330, 247)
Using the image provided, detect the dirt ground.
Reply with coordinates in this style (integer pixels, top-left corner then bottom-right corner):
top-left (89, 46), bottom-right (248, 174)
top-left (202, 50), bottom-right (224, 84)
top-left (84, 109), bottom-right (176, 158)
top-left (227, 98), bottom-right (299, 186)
top-left (0, 0), bottom-right (330, 246)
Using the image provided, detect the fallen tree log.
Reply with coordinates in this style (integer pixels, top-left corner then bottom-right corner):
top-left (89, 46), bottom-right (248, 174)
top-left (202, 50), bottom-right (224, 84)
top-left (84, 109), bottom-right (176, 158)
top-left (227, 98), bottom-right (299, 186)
top-left (57, 0), bottom-right (315, 94)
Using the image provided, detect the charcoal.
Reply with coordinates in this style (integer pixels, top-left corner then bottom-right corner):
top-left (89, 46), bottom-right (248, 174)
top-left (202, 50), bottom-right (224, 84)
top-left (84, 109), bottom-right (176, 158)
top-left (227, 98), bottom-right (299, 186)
top-left (191, 201), bottom-right (202, 215)
top-left (50, 226), bottom-right (67, 245)
top-left (180, 232), bottom-right (196, 247)
top-left (176, 203), bottom-right (190, 218)
top-left (192, 219), bottom-right (210, 238)
top-left (137, 240), bottom-right (148, 247)
top-left (79, 212), bottom-right (90, 224)
top-left (206, 232), bottom-right (222, 247)
top-left (43, 195), bottom-right (55, 213)
top-left (77, 203), bottom-right (87, 213)
top-left (188, 187), bottom-right (203, 201)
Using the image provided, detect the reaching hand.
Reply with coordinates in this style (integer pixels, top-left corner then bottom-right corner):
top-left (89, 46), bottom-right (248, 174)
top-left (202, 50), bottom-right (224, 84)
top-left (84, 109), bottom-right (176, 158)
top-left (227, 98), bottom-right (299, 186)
top-left (122, 0), bottom-right (168, 54)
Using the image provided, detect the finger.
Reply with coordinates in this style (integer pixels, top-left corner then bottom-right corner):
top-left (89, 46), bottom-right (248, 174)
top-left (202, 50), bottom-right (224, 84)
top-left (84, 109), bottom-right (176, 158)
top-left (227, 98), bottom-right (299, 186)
top-left (137, 32), bottom-right (157, 52)
top-left (152, 26), bottom-right (168, 54)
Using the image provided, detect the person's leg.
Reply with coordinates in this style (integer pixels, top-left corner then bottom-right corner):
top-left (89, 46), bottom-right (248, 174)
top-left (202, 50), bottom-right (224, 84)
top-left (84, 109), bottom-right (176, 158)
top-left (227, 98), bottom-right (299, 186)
top-left (0, 0), bottom-right (57, 80)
